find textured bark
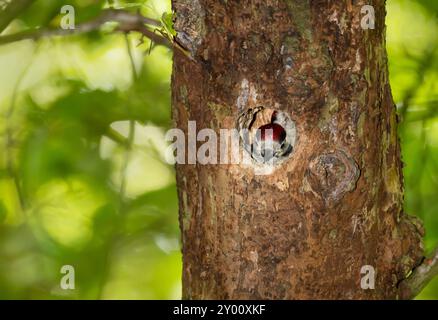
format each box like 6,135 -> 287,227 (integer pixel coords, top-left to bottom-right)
171,0 -> 424,299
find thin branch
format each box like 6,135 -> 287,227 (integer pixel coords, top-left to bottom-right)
0,0 -> 36,33
399,45 -> 437,127
125,34 -> 138,80
398,246 -> 438,299
97,37 -> 138,300
0,8 -> 172,49
118,23 -> 173,51
104,127 -> 130,147
3,43 -> 39,211
118,34 -> 137,208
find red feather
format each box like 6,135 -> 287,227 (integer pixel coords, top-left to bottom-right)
258,123 -> 286,143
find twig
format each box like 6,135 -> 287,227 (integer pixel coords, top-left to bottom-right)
398,246 -> 438,299
0,0 -> 36,33
0,8 -> 171,49
3,43 -> 39,210
104,127 -> 130,147
118,34 -> 137,207
97,34 -> 138,300
399,45 -> 437,126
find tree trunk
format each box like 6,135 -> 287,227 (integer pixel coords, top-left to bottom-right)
171,0 -> 424,299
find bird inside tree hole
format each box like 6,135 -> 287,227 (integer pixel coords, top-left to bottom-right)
237,106 -> 296,165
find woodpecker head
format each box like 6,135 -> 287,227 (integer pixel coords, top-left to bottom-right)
237,107 -> 295,164
253,113 -> 292,162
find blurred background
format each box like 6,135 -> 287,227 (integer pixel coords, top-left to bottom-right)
0,0 -> 437,299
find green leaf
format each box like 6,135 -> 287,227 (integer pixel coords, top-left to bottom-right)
161,12 -> 176,37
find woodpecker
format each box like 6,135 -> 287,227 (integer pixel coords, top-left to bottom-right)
258,122 -> 286,144
237,107 -> 294,164
253,111 -> 292,162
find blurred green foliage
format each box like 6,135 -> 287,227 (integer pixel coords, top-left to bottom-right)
0,0 -> 437,299
388,0 -> 438,299
0,0 -> 180,299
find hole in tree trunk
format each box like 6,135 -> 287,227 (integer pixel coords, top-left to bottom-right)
237,106 -> 296,165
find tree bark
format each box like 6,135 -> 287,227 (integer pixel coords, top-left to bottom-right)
171,0 -> 425,299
